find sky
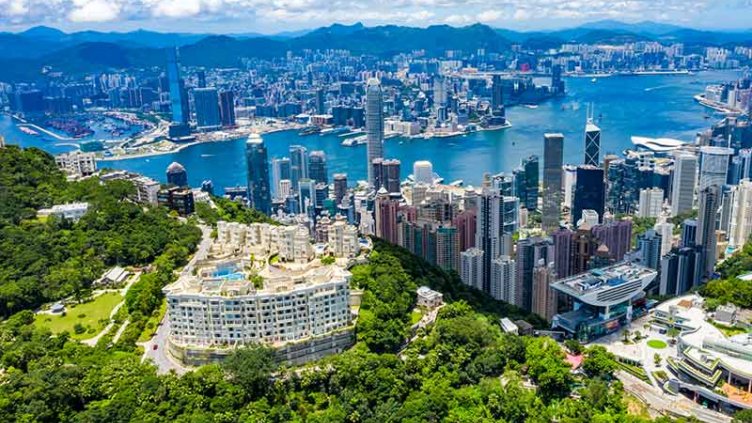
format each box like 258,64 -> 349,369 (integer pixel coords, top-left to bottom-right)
0,0 -> 750,34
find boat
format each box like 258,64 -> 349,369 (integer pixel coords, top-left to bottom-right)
341,135 -> 367,147
298,126 -> 321,136
320,127 -> 348,135
524,104 -> 539,109
591,78 -> 597,83
18,126 -> 39,136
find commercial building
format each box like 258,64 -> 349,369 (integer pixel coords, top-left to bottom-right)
572,165 -> 605,225
585,120 -> 601,167
246,134 -> 272,214
55,151 -> 97,177
365,78 -> 384,186
638,187 -> 664,218
193,87 -> 221,130
413,160 -> 434,185
671,152 -> 698,216
551,262 -> 657,342
699,146 -> 733,191
219,90 -> 236,127
166,161 -> 188,187
542,133 -> 564,232
308,150 -> 328,184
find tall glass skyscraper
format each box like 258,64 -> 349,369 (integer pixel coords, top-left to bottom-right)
365,78 -> 384,186
572,165 -> 605,225
193,88 -> 221,130
585,120 -> 601,167
246,134 -> 271,214
542,133 -> 564,232
166,47 -> 189,126
289,145 -> 308,190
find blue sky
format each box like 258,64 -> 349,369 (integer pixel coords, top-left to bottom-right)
0,0 -> 750,33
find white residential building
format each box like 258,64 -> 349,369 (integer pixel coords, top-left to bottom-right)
729,179 -> 752,248
416,286 -> 443,309
638,187 -> 664,218
328,218 -> 360,258
491,255 -> 516,303
460,248 -> 484,291
55,151 -> 97,177
165,220 -> 363,364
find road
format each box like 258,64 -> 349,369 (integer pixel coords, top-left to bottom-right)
617,370 -> 732,423
141,224 -> 211,374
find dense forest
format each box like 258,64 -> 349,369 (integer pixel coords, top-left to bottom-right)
0,146 -> 201,317
0,145 -> 702,422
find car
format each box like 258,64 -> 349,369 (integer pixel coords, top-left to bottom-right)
152,344 -> 158,350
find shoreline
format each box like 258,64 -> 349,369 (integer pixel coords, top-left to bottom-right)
98,126 -> 298,162
693,94 -> 747,115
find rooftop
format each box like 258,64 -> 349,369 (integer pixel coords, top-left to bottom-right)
551,262 -> 657,306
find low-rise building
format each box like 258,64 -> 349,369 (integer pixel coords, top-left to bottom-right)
416,286 -> 443,309
551,261 -> 657,342
37,202 -> 89,222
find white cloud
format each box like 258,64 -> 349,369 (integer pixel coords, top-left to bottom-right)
0,0 -> 745,31
68,0 -> 121,22
477,10 -> 502,23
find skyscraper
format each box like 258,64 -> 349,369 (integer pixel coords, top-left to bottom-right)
245,134 -> 271,214
696,185 -> 720,279
333,173 -> 348,205
372,158 -> 401,194
584,119 -> 601,167
413,160 -> 434,185
542,133 -> 564,232
475,189 -> 518,292
515,237 -> 553,312
491,74 -> 504,111
365,78 -> 384,186
289,145 -> 308,190
671,152 -> 698,216
193,88 -> 221,130
166,162 -> 187,187
166,47 -> 190,137
308,151 -> 328,184
636,229 -> 662,271
375,189 -> 399,244
532,260 -> 557,322
572,165 -> 606,226
519,155 -> 539,211
699,146 -> 733,191
461,248 -> 484,291
219,90 -> 236,127
638,187 -> 664,218
491,255 -> 516,303
729,179 -> 752,248
271,157 -> 291,199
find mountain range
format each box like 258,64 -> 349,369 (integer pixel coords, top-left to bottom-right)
1,20 -> 750,82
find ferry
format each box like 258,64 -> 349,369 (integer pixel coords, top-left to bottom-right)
298,126 -> 321,136
18,126 -> 39,136
524,104 -> 539,109
341,135 -> 367,147
320,127 -> 349,136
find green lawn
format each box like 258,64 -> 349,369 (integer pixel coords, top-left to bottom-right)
710,320 -> 748,337
410,310 -> 423,325
34,292 -> 123,340
647,339 -> 667,349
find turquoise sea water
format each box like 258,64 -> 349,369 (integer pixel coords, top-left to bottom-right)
1,70 -> 742,189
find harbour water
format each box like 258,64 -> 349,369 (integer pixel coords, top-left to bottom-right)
1,70 -> 742,189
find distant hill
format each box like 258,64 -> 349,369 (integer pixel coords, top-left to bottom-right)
1,21 -> 751,81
